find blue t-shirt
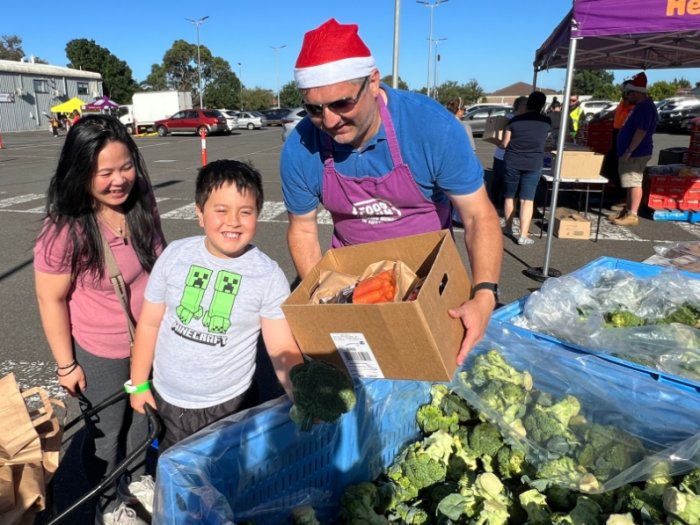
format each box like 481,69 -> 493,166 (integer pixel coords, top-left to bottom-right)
280,84 -> 484,215
617,97 -> 657,157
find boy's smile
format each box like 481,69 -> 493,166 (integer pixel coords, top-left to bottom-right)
196,182 -> 258,258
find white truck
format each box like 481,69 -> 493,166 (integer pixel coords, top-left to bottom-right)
118,91 -> 192,134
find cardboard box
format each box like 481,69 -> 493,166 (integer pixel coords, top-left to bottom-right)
554,208 -> 591,239
482,115 -> 509,145
282,231 -> 471,382
552,149 -> 605,179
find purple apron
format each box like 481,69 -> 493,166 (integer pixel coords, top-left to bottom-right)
321,95 -> 451,248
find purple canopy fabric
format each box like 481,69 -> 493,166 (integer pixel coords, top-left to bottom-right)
535,0 -> 700,72
83,96 -> 119,110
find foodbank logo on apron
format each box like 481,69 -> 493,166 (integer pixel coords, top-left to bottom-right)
351,198 -> 402,225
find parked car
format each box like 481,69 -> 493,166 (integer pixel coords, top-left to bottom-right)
231,111 -> 267,130
462,105 -> 511,136
657,103 -> 700,132
464,102 -> 510,113
578,100 -> 617,121
260,108 -> 290,126
217,109 -> 239,133
655,96 -> 700,112
154,109 -> 228,136
281,107 -> 307,141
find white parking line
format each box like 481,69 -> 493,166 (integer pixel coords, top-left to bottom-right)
0,194 -> 44,208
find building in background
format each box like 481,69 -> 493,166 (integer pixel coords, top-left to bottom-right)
0,58 -> 102,132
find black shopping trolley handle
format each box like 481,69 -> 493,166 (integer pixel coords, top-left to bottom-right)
47,403 -> 161,525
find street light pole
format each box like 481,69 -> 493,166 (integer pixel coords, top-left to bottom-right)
416,0 -> 448,98
433,38 -> 446,99
237,62 -> 243,111
185,15 -> 209,109
270,44 -> 286,109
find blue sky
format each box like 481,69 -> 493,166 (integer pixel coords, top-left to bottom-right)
5,0 -> 698,99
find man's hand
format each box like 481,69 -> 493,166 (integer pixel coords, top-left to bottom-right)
448,292 -> 496,366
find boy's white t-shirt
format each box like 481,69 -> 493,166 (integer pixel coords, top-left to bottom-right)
145,236 -> 290,409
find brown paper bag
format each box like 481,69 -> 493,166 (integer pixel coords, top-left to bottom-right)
0,374 -> 64,525
358,260 -> 418,301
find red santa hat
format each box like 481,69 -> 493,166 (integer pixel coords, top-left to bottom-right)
294,19 -> 376,89
625,72 -> 647,93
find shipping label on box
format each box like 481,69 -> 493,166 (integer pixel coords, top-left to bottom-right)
554,208 -> 591,239
282,231 -> 471,382
552,150 -> 605,179
482,115 -> 509,145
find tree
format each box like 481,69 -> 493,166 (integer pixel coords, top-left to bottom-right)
433,79 -> 485,106
146,40 -> 240,109
0,35 -> 24,61
381,75 -> 410,90
571,70 -> 618,99
280,81 -> 303,108
65,39 -> 137,104
242,87 -> 275,110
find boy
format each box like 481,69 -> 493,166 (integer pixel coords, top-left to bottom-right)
129,159 -> 304,452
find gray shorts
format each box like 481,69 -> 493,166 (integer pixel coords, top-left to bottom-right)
618,155 -> 651,188
153,384 -> 258,453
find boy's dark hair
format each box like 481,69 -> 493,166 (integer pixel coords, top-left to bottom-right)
195,160 -> 264,212
527,91 -> 547,112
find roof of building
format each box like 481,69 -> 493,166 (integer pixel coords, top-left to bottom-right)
488,81 -> 558,96
0,59 -> 101,80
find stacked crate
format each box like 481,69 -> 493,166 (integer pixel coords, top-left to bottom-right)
646,163 -> 700,222
688,118 -> 700,167
582,117 -> 614,155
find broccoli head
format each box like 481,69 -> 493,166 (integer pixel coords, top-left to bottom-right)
663,303 -> 700,328
386,433 -> 453,502
518,488 -> 552,525
389,502 -> 430,524
416,403 -> 460,435
522,395 -> 580,445
289,359 -> 356,431
495,445 -> 531,480
467,349 -> 534,390
605,514 -> 636,525
536,457 -> 592,491
663,485 -> 700,525
604,310 -> 646,328
550,495 -> 601,524
469,422 -> 504,460
339,482 -> 389,525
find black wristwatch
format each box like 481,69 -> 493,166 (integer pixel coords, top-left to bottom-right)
472,282 -> 500,302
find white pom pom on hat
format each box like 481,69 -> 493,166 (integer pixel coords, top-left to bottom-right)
625,72 -> 648,93
294,19 -> 376,89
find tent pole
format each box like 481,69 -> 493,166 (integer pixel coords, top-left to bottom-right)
525,36 -> 578,282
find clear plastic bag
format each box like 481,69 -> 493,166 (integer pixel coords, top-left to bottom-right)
517,267 -> 700,382
452,324 -> 700,493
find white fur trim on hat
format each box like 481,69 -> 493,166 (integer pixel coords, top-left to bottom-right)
295,56 -> 375,89
625,84 -> 647,93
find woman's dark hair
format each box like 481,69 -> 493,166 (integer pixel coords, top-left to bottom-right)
38,114 -> 161,281
195,159 -> 264,213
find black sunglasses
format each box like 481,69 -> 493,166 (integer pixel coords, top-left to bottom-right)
303,77 -> 369,117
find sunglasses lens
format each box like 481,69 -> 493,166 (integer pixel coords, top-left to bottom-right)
328,99 -> 356,113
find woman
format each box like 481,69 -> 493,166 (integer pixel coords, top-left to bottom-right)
445,97 -> 476,151
500,92 -> 551,245
34,114 -> 165,523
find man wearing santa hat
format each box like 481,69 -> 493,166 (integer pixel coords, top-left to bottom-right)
611,72 -> 657,227
280,19 -> 502,363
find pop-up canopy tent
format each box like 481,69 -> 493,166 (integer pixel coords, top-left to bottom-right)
50,97 -> 85,115
529,0 -> 700,280
83,96 -> 119,111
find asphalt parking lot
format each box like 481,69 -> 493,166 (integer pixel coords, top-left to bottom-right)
1,125 -> 699,519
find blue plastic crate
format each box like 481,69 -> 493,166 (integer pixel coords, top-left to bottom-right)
652,209 -> 700,223
155,379 -> 431,524
492,256 -> 700,394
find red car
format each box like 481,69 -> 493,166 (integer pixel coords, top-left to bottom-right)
155,109 -> 229,136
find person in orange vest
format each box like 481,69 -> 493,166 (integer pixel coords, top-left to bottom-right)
602,80 -> 634,210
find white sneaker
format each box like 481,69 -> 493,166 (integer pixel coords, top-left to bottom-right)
96,502 -> 148,525
118,475 -> 155,515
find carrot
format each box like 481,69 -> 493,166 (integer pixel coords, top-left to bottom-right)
354,288 -> 392,304
353,270 -> 396,304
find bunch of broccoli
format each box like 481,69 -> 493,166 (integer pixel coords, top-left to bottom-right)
603,302 -> 700,329
332,348 -> 700,525
288,359 -> 357,431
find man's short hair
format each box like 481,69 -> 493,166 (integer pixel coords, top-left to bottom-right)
527,91 -> 547,112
